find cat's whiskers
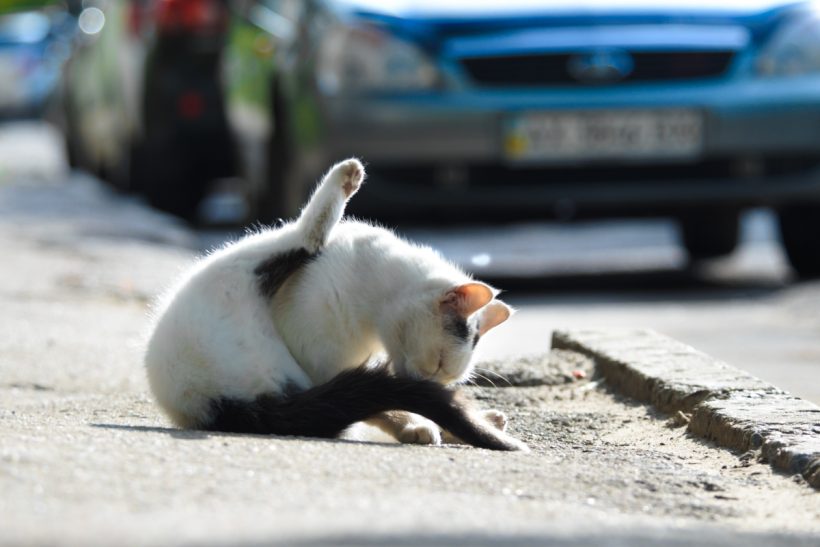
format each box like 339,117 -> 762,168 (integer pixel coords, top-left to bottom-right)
468,370 -> 499,389
473,367 -> 512,387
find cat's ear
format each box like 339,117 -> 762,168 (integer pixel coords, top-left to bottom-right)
440,282 -> 495,318
478,300 -> 513,336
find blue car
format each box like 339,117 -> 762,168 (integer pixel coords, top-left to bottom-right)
0,4 -> 74,118
224,0 -> 820,277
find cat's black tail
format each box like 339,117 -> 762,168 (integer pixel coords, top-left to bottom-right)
203,365 -> 525,451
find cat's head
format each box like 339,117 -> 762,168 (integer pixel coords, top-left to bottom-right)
388,282 -> 512,385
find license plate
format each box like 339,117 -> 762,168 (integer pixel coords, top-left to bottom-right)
504,109 -> 703,163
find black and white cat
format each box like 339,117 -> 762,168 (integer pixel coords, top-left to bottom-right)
145,159 -> 526,451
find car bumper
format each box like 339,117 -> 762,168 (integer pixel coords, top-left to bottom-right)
317,77 -> 820,219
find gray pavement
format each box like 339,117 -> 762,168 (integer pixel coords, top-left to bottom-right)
1,121 -> 819,545
553,329 -> 820,487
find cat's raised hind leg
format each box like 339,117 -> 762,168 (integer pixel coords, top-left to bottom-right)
296,158 -> 364,253
254,159 -> 363,299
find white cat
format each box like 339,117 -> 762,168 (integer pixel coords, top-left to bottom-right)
145,158 -> 526,451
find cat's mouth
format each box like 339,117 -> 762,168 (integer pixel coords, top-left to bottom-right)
427,358 -> 458,384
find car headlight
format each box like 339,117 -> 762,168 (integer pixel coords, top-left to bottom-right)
317,23 -> 439,94
757,9 -> 820,77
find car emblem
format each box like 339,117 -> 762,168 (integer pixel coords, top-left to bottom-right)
567,49 -> 634,84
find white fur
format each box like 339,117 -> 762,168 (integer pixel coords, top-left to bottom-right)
144,159 -> 512,435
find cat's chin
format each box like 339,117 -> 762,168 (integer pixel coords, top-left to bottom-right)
392,361 -> 449,383
423,368 -> 447,384
436,370 -> 472,386
419,367 -> 469,386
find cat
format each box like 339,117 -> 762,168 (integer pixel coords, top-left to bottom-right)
145,158 -> 527,451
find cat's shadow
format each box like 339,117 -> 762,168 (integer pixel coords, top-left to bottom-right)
88,422 -> 425,450
90,423 -> 211,440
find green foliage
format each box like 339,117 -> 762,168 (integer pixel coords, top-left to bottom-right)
1,0 -> 62,15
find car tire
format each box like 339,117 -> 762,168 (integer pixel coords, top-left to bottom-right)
778,205 -> 820,279
142,143 -> 206,222
63,123 -> 80,170
108,140 -> 141,193
127,142 -> 147,194
61,102 -> 81,169
679,209 -> 741,261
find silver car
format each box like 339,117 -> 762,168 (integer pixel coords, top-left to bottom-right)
224,0 -> 820,278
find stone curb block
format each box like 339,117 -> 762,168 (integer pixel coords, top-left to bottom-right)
551,328 -> 820,489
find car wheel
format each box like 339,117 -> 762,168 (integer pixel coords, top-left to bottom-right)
678,209 -> 740,261
108,140 -> 140,193
63,125 -> 80,169
62,105 -> 81,169
126,142 -> 147,194
142,143 -> 206,222
778,205 -> 820,279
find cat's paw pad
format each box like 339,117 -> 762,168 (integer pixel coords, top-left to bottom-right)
333,158 -> 365,198
398,423 -> 442,445
481,409 -> 508,431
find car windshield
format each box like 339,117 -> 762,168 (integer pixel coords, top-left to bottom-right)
0,11 -> 50,45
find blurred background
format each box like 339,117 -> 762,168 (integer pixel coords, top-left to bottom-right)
2,0 -> 820,402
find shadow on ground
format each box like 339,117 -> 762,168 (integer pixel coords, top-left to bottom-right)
237,530 -> 810,547
483,266 -> 787,301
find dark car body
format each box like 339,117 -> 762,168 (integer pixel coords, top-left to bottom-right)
224,0 -> 820,276
61,0 -> 235,219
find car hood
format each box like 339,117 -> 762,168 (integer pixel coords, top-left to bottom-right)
340,0 -> 806,18
338,0 -> 809,49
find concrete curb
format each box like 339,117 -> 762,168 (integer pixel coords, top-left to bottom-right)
551,329 -> 820,489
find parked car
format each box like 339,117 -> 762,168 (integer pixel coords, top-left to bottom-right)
0,1 -> 75,118
61,0 -> 236,220
223,0 -> 820,278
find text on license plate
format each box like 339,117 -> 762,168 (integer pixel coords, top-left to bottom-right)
504,109 -> 704,163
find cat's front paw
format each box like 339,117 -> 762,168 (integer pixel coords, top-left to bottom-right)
398,422 -> 442,446
481,409 -> 508,432
330,158 -> 365,198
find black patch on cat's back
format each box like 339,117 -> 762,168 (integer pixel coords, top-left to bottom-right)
254,248 -> 318,298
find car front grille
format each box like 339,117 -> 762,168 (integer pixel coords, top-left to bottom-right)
460,51 -> 735,87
